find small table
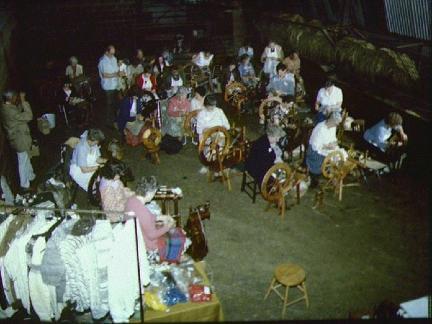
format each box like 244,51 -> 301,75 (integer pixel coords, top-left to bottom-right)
136,261 -> 224,323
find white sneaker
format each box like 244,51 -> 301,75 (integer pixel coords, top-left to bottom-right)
199,166 -> 208,174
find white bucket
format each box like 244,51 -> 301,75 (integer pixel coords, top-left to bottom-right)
43,113 -> 56,128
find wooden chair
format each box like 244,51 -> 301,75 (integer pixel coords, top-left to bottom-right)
264,263 -> 309,318
240,170 -> 260,203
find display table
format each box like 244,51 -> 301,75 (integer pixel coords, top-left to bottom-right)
131,261 -> 224,323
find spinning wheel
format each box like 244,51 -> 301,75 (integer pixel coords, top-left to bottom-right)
183,110 -> 200,144
259,96 -> 283,126
142,125 -> 162,164
318,148 -> 366,203
224,81 -> 248,113
198,126 -> 231,168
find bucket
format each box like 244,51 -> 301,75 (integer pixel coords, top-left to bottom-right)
42,113 -> 56,128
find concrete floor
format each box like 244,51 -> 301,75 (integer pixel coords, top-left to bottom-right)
30,92 -> 429,321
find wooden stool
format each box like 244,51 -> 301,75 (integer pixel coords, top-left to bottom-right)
264,263 -> 309,317
240,170 -> 260,203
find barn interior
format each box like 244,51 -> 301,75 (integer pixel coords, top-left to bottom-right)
0,0 -> 430,322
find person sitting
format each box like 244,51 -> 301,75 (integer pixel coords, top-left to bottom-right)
99,160 -> 135,222
57,79 -> 87,127
238,42 -> 254,61
261,40 -> 284,77
266,63 -> 295,97
164,86 -> 191,143
245,125 -> 285,185
238,54 -> 258,88
163,65 -> 185,97
196,94 -> 230,174
117,58 -> 129,96
306,112 -> 343,187
1,90 -> 35,192
190,86 -> 206,112
69,128 -> 107,191
116,85 -> 144,135
314,79 -> 343,125
124,176 -> 176,253
363,112 -> 408,157
162,47 -> 174,66
192,50 -> 214,72
223,61 -> 241,89
152,55 -> 169,79
283,50 -> 301,76
127,58 -> 144,87
65,56 -> 84,80
136,66 -> 157,93
136,49 -> 149,68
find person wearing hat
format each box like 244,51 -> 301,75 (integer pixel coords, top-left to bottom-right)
0,90 -> 35,192
165,86 -> 191,143
306,112 -> 343,187
65,56 -> 84,80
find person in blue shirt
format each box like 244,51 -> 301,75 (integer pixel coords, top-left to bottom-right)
266,63 -> 295,97
238,54 -> 258,88
363,112 -> 408,153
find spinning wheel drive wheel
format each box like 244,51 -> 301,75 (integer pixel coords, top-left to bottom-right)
261,163 -> 293,202
259,97 -> 283,124
142,127 -> 162,164
198,126 -> 231,167
321,151 -> 344,179
183,110 -> 200,139
224,82 -> 247,112
88,169 -> 103,207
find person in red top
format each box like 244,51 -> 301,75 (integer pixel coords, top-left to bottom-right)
124,176 -> 175,252
164,86 -> 191,142
135,66 -> 157,93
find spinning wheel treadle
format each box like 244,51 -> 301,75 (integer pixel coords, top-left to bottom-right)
198,126 -> 231,168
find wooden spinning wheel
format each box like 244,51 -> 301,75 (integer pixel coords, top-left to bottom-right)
224,81 -> 248,113
261,163 -> 300,220
183,110 -> 200,144
319,149 -> 366,203
258,96 -> 283,126
142,125 -> 162,164
198,126 -> 231,168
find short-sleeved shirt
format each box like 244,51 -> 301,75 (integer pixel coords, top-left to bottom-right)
363,119 -> 402,152
266,73 -> 295,96
71,138 -> 101,167
196,108 -> 230,138
316,86 -> 343,110
98,54 -> 119,90
309,121 -> 337,156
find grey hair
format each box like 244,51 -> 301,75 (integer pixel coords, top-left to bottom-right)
2,90 -> 16,103
70,56 -> 78,64
327,112 -> 342,125
266,125 -> 285,139
87,128 -> 105,142
135,176 -> 158,197
177,86 -> 189,96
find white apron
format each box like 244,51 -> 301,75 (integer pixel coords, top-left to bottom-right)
69,147 -> 99,191
263,47 -> 280,76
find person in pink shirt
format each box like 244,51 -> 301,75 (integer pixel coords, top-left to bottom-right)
164,86 -> 191,142
124,176 -> 175,252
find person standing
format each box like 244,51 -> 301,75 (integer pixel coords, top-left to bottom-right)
0,90 -> 35,192
98,45 -> 122,128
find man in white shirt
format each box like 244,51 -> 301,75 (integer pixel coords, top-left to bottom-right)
98,45 -> 124,128
306,112 -> 342,187
314,79 -> 343,124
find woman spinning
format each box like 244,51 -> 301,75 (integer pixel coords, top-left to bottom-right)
69,129 -> 106,191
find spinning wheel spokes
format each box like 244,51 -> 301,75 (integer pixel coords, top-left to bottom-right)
261,163 -> 293,201
224,82 -> 247,106
258,97 -> 283,122
198,126 -> 231,167
321,150 -> 344,179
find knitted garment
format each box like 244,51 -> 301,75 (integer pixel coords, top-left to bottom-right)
40,218 -> 78,302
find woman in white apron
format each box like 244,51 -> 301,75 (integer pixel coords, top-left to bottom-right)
261,41 -> 284,77
69,129 -> 106,191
